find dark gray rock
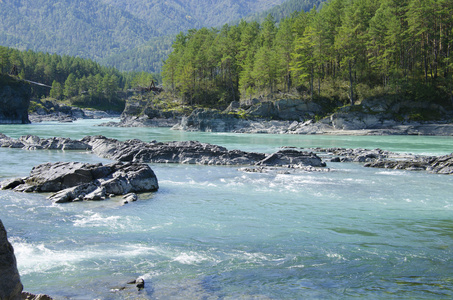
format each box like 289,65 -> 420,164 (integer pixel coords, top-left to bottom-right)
82,135 -> 270,166
0,134 -> 327,168
127,278 -> 145,291
364,153 -> 453,174
1,161 -> 159,203
16,136 -> 92,151
21,292 -> 53,300
0,75 -> 31,124
175,108 -> 248,132
0,219 -> 23,300
257,149 -> 326,167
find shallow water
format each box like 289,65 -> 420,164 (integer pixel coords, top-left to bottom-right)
1,120 -> 452,299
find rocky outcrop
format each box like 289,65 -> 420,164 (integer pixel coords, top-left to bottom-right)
82,135 -> 326,167
324,98 -> 453,135
173,98 -> 326,132
174,108 -> 251,132
103,98 -> 182,127
1,161 -> 159,203
245,98 -> 324,120
0,75 -> 31,124
364,153 -> 453,174
28,99 -> 119,123
21,292 -> 53,300
0,134 -> 326,168
0,219 -> 23,300
314,147 -> 453,174
0,134 -> 92,150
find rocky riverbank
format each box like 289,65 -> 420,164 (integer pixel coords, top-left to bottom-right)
103,95 -> 453,136
28,99 -> 120,123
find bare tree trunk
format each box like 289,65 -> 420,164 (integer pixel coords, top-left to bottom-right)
349,59 -> 354,105
310,65 -> 314,101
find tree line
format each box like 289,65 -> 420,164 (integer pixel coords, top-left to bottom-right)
162,0 -> 453,108
0,46 -> 159,111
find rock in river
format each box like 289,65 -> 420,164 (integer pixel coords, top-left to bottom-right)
1,161 -> 159,203
0,219 -> 23,300
0,134 -> 326,168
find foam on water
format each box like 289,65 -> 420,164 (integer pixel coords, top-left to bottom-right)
72,212 -> 135,229
1,121 -> 452,299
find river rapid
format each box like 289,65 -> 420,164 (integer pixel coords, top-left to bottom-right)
1,119 -> 452,299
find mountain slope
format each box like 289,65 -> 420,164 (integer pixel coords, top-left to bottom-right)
243,0 -> 326,23
0,0 -> 155,59
0,0 -> 324,72
0,0 -> 288,60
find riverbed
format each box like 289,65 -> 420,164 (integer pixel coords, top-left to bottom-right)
1,119 -> 452,299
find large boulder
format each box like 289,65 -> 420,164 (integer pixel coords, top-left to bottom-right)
1,161 -> 159,203
0,75 -> 31,124
256,149 -> 326,167
0,219 -> 23,300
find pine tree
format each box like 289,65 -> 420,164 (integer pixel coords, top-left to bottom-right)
50,80 -> 63,99
63,73 -> 78,99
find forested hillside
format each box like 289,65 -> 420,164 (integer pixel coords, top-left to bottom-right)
243,0 -> 325,23
1,0 -> 317,73
162,0 -> 453,110
0,46 -> 158,111
100,0 -> 324,72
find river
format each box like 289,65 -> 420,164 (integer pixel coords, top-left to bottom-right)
1,119 -> 452,299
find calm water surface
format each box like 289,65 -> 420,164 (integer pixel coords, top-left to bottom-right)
0,119 -> 452,299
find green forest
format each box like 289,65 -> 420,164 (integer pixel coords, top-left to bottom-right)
162,0 -> 453,110
0,46 -> 159,111
1,0 -> 314,73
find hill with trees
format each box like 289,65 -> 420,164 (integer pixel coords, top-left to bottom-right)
242,0 -> 326,24
0,45 -> 159,112
1,0 -> 321,73
161,0 -> 453,117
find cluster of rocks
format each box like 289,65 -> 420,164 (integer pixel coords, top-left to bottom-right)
83,136 -> 326,167
171,98 -> 327,133
101,98 -> 182,127
29,99 -> 118,123
0,134 -> 92,150
364,154 -> 453,174
313,147 -> 453,174
1,161 -> 159,203
0,133 -> 326,168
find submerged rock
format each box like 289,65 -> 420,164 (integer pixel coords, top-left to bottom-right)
127,278 -> 145,291
1,161 -> 159,203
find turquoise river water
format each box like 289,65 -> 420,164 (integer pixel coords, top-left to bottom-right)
0,119 -> 452,299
